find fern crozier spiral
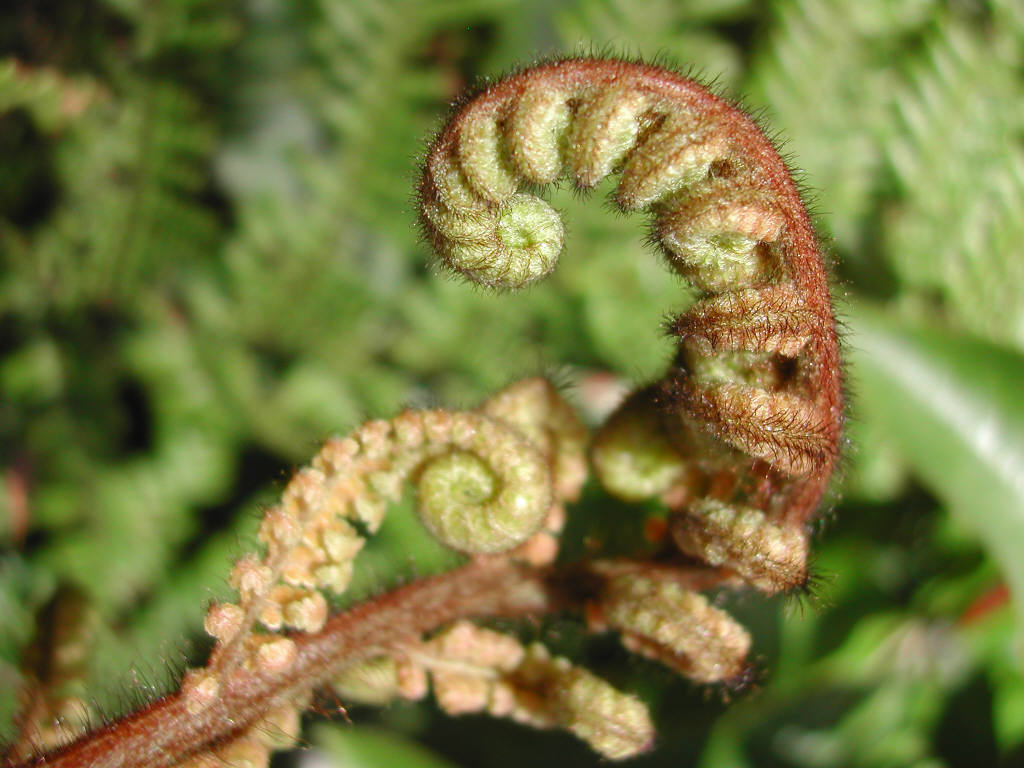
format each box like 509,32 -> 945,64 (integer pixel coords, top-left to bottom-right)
420,57 -> 843,594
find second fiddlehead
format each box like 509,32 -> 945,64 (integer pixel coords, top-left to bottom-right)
420,57 -> 843,594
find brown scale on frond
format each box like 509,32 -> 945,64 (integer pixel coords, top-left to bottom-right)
419,56 -> 842,598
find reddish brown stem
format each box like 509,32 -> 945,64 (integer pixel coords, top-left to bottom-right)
12,556 -> 723,768
11,560 -> 564,768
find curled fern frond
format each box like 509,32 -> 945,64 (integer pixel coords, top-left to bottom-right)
8,57 -> 843,768
420,57 -> 843,595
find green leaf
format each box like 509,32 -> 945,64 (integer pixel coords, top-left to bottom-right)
310,723 -> 457,768
849,307 -> 1024,649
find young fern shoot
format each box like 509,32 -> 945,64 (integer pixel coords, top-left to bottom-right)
8,57 -> 842,768
420,56 -> 843,594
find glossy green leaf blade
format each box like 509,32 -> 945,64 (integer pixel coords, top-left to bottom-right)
849,309 -> 1024,645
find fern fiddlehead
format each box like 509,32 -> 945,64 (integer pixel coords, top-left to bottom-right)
420,57 -> 843,595
8,57 -> 843,768
187,378 -> 588,714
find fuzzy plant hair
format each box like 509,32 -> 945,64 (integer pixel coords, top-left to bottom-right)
5,56 -> 842,768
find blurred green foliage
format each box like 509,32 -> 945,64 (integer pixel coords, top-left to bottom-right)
2,0 -> 1023,766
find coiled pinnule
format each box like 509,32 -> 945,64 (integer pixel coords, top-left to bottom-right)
592,574 -> 752,684
411,412 -> 551,554
198,380 -> 584,694
422,60 -> 790,292
420,57 -> 843,595
670,500 -> 809,594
